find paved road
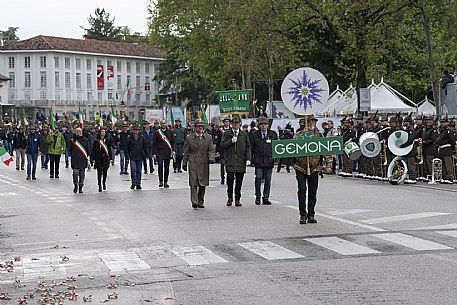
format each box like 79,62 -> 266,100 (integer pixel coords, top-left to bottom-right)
1,161 -> 457,304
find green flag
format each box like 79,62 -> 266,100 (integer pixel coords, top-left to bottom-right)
50,108 -> 56,129
200,105 -> 208,127
170,107 -> 174,125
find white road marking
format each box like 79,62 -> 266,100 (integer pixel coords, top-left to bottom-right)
361,212 -> 451,224
414,223 -> 457,230
22,256 -> 67,281
304,237 -> 381,256
326,209 -> 374,216
169,246 -> 228,266
98,250 -> 151,272
436,230 -> 457,238
372,233 -> 453,251
238,241 -> 304,260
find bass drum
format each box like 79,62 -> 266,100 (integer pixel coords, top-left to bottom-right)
344,140 -> 361,161
359,132 -> 381,158
387,156 -> 408,185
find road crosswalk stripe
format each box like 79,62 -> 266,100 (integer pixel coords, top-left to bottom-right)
414,223 -> 457,230
304,237 -> 381,255
238,241 -> 304,260
326,209 -> 374,216
169,246 -> 228,266
436,230 -> 457,238
98,250 -> 151,272
22,256 -> 67,281
361,212 -> 451,224
372,233 -> 453,250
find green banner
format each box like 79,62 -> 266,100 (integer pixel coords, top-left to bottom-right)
218,89 -> 251,113
272,136 -> 344,158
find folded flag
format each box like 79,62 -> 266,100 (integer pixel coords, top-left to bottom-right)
0,146 -> 13,166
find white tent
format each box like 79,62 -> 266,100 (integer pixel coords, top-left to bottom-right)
417,97 -> 436,115
320,85 -> 344,116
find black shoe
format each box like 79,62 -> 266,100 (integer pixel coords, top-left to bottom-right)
192,205 -> 198,209
286,168 -> 290,173
78,187 -> 83,194
164,183 -> 169,188
150,169 -> 154,174
16,167 -> 19,171
50,174 -> 54,178
197,204 -> 205,208
130,184 -> 135,189
235,200 -> 242,207
159,182 -> 164,188
226,198 -> 233,206
307,216 -> 317,223
32,177 -> 36,180
21,167 -> 24,170
136,185 -> 142,190
26,176 -> 31,180
174,170 -> 176,173
255,197 -> 261,205
55,175 -> 59,179
73,185 -> 78,193
178,170 -> 182,173
144,171 -> 148,174
103,183 -> 106,190
99,186 -> 102,192
262,198 -> 272,205
299,216 -> 307,224
65,164 -> 69,168
124,172 -> 129,175
221,178 -> 225,185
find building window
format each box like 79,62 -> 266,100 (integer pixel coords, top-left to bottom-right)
65,58 -> 70,69
145,76 -> 150,89
146,93 -> 151,102
8,91 -> 16,101
40,91 -> 47,100
107,60 -> 112,67
24,91 -> 31,101
65,72 -> 71,88
117,75 -> 122,90
8,72 -> 15,88
145,63 -> 150,74
97,59 -> 102,65
40,71 -> 47,88
126,62 -> 131,73
40,56 -> 46,68
126,75 -> 131,88
24,56 -> 31,68
98,92 -> 103,102
76,58 -> 81,70
135,93 -> 141,104
86,59 -> 92,70
127,92 -> 131,102
77,91 -> 82,101
108,92 -> 114,101
87,73 -> 92,90
55,72 -> 60,88
76,73 -> 82,89
136,62 -> 141,74
117,61 -> 122,72
136,75 -> 141,87
8,57 -> 15,69
24,72 -> 31,88
55,91 -> 61,101
87,91 -> 93,102
54,57 -> 60,68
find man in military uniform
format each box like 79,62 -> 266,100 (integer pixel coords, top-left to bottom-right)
294,115 -> 332,224
173,118 -> 187,173
354,114 -> 366,178
421,116 -> 438,182
400,115 -> 418,184
413,116 -> 425,181
182,119 -> 215,209
341,117 -> 356,177
437,117 -> 455,184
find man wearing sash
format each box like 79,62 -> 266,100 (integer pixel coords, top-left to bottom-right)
91,128 -> 113,192
182,119 -> 215,209
70,128 -> 90,193
153,120 -> 175,188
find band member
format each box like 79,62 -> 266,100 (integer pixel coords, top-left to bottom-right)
153,120 -> 175,188
126,125 -> 148,190
400,115 -> 418,184
25,125 -> 41,180
47,127 -> 66,179
354,114 -> 366,178
221,115 -> 251,207
413,116 -> 425,180
294,115 -> 332,224
341,117 -> 356,177
437,117 -> 455,184
216,116 -> 231,184
70,128 -> 90,193
142,121 -> 155,174
386,116 -> 401,168
422,116 -> 438,182
173,118 -> 187,173
182,119 -> 215,209
251,117 -> 278,205
91,128 -> 113,192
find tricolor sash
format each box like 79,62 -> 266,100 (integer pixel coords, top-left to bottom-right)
99,139 -> 109,156
158,129 -> 172,151
72,138 -> 88,160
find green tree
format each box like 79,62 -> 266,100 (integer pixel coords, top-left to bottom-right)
82,8 -> 121,41
0,27 -> 19,43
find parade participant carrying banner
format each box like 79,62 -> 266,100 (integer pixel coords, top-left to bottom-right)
279,67 -> 338,225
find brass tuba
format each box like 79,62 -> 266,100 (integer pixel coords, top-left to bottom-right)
387,156 -> 408,185
429,158 -> 442,184
415,139 -> 424,165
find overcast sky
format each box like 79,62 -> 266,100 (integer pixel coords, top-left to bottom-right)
1,0 -> 153,40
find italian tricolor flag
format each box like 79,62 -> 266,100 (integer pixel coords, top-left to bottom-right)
0,147 -> 13,166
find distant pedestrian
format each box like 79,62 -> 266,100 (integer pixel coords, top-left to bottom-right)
142,121 -> 155,174
13,126 -> 26,171
46,128 -> 66,179
25,125 -> 41,180
216,116 -> 231,184
126,125 -> 148,190
40,127 -> 49,169
183,119 -> 215,209
91,128 -> 113,192
70,128 -> 90,193
251,117 -> 278,205
63,127 -> 74,168
118,123 -> 130,175
221,115 -> 251,207
153,120 -> 175,188
173,118 -> 187,173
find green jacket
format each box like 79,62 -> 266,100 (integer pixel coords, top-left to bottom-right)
46,132 -> 66,155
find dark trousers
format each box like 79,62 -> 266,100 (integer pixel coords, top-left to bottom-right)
277,158 -> 291,171
220,158 -> 225,179
174,144 -> 184,171
442,155 -> 454,180
119,149 -> 129,173
255,167 -> 273,199
26,153 -> 38,177
372,154 -> 383,177
342,154 -> 352,173
49,154 -> 61,176
406,155 -> 417,180
226,172 -> 244,200
72,168 -> 85,187
190,186 -> 206,205
130,160 -> 142,186
97,166 -> 108,187
41,153 -> 49,169
143,153 -> 154,173
158,158 -> 171,183
424,154 -> 434,178
296,170 -> 319,217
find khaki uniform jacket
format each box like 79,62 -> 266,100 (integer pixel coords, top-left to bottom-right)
293,130 -> 333,174
183,132 -> 215,187
221,129 -> 251,173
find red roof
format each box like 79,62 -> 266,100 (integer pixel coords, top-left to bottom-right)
2,35 -> 166,59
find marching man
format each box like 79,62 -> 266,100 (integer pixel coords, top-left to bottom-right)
70,128 -> 90,193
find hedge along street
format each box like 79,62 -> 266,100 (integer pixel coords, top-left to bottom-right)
272,136 -> 343,158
